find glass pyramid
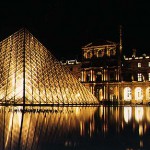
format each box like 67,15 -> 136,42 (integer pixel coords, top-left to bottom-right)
0,28 -> 98,105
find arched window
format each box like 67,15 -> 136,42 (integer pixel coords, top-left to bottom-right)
87,51 -> 91,59
135,87 -> 143,101
97,50 -> 104,57
110,49 -> 114,56
146,87 -> 150,100
97,51 -> 102,57
96,88 -> 103,101
124,87 -> 132,101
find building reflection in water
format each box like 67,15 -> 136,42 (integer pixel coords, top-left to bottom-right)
98,106 -> 150,149
1,106 -> 150,150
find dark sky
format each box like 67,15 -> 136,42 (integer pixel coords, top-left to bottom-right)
0,0 -> 150,60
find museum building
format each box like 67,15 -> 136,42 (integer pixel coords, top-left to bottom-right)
63,37 -> 150,104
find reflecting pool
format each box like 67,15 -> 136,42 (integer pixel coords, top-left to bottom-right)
0,106 -> 150,150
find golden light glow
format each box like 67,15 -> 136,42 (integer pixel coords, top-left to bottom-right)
5,106 -> 24,148
139,125 -> 143,136
124,87 -> 132,101
80,121 -> 84,136
124,107 -> 132,123
146,107 -> 150,122
135,87 -> 143,101
0,29 -> 98,105
135,107 -> 143,122
0,106 -> 97,149
140,140 -> 143,148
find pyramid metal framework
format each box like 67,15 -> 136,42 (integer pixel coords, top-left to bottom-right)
0,29 -> 98,105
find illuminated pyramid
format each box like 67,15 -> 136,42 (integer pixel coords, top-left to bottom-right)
0,28 -> 98,105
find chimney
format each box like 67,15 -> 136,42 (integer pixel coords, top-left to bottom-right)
132,49 -> 136,57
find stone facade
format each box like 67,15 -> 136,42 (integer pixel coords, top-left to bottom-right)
63,40 -> 150,104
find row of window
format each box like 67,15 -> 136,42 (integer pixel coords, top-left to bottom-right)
124,87 -> 150,101
138,62 -> 150,67
138,73 -> 150,81
84,49 -> 115,59
83,73 -> 150,82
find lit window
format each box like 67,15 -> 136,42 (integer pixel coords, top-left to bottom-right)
146,87 -> 150,100
148,62 -> 150,67
97,50 -> 104,57
138,63 -> 141,67
110,49 -> 114,55
127,88 -> 131,98
97,51 -> 102,57
124,87 -> 132,101
148,73 -> 150,81
135,87 -> 143,101
138,73 -> 142,81
87,52 -> 91,59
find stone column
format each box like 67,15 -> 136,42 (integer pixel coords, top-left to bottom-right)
131,86 -> 135,104
142,85 -> 146,104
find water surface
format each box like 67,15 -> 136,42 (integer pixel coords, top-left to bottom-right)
0,105 -> 150,150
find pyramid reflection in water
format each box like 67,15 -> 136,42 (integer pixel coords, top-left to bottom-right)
0,29 -> 98,105
0,106 -> 97,150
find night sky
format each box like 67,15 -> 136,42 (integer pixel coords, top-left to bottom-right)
0,0 -> 150,60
